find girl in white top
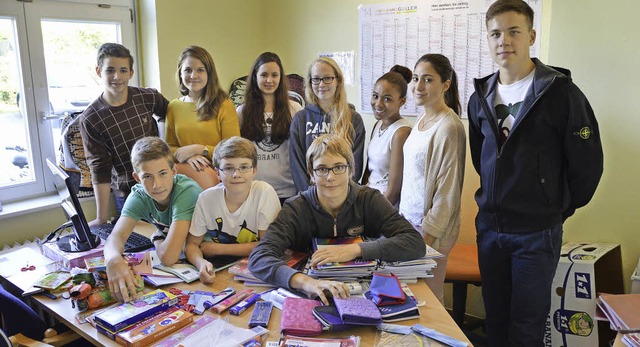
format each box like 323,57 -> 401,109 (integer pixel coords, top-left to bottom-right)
363,65 -> 412,206
399,54 -> 466,304
237,52 -> 302,204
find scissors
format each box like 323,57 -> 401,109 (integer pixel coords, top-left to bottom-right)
21,263 -> 36,272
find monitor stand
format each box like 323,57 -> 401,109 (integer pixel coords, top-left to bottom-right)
56,234 -> 101,253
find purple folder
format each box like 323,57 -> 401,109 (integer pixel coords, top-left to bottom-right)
333,297 -> 382,326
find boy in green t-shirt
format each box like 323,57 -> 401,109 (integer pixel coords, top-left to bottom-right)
104,137 -> 202,302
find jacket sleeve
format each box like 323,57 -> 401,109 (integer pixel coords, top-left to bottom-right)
562,84 -> 603,217
351,111 -> 366,183
248,202 -> 308,290
468,94 -> 484,175
289,110 -> 311,192
422,121 -> 466,240
360,190 -> 426,261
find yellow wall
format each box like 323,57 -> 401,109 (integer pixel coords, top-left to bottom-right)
2,0 -> 639,316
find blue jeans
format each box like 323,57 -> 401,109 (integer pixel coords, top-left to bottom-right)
477,222 -> 562,347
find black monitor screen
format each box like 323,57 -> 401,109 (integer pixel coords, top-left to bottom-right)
46,158 -> 100,252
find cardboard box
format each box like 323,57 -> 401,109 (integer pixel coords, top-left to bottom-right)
545,243 -> 623,347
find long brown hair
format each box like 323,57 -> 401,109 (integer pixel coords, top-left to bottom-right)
176,46 -> 228,121
305,57 -> 355,146
414,54 -> 461,115
240,52 -> 292,145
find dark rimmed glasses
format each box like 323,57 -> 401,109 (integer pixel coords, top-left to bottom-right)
312,164 -> 349,177
310,76 -> 336,85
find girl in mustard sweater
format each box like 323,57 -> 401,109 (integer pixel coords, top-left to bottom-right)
165,46 -> 240,188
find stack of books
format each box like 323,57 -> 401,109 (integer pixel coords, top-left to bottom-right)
94,289 -> 185,345
306,237 -> 377,282
229,250 -> 308,287
306,237 -> 442,282
376,245 -> 442,282
596,293 -> 640,346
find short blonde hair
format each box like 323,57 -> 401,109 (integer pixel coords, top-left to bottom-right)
213,136 -> 258,168
305,134 -> 354,176
131,137 -> 174,173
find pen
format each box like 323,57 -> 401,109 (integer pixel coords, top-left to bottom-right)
229,292 -> 261,315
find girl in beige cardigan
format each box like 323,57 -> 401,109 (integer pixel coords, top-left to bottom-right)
399,54 -> 466,304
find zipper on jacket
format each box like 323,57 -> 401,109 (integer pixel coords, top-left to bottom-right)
333,218 -> 337,238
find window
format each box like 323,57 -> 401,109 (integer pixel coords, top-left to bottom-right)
0,0 -> 136,203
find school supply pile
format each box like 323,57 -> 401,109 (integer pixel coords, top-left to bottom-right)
306,237 -> 378,281
362,273 -> 420,322
376,246 -> 441,282
94,289 -> 178,338
306,237 -> 442,282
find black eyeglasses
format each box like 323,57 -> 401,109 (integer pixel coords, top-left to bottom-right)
310,76 -> 336,85
218,165 -> 253,175
312,164 -> 349,177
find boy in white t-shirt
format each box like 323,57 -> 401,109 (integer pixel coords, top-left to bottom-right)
186,136 -> 280,283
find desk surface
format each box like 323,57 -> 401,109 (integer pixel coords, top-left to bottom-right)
0,225 -> 472,347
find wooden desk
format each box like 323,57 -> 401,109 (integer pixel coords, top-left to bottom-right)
0,226 -> 472,346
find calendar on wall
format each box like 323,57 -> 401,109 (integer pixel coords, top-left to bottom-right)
359,0 -> 542,117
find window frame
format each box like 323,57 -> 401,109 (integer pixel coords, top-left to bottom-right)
0,0 -> 138,203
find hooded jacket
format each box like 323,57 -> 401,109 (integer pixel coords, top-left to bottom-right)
468,58 -> 603,233
289,104 -> 365,192
248,181 -> 425,290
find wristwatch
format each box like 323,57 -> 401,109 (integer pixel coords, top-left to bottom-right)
202,147 -> 209,158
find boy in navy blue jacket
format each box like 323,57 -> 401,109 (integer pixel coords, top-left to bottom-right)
467,1 -> 603,345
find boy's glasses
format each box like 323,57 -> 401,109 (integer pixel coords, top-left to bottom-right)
310,76 -> 336,85
312,164 -> 349,177
218,165 -> 253,175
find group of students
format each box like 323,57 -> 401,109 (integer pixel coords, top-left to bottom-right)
74,1 -> 603,346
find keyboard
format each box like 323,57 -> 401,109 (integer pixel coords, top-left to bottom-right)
90,223 -> 154,253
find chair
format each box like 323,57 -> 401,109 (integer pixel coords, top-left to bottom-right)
0,284 -> 80,347
444,243 -> 483,330
4,328 -> 80,347
58,111 -> 93,197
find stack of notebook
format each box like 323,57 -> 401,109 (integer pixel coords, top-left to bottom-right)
306,237 -> 442,282
597,293 -> 640,332
376,245 -> 442,282
306,237 -> 379,282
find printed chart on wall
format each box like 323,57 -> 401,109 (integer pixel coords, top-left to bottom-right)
359,0 -> 542,117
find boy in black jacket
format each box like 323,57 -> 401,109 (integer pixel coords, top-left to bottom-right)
467,1 -> 603,345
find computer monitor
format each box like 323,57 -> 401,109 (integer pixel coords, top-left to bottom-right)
46,158 -> 100,252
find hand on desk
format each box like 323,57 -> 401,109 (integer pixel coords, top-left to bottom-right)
290,273 -> 350,305
310,243 -> 361,269
106,256 -> 143,302
196,259 -> 215,284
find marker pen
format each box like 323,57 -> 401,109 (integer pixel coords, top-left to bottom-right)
229,292 -> 261,315
211,288 -> 255,314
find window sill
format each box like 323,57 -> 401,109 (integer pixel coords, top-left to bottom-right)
0,194 -> 60,220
